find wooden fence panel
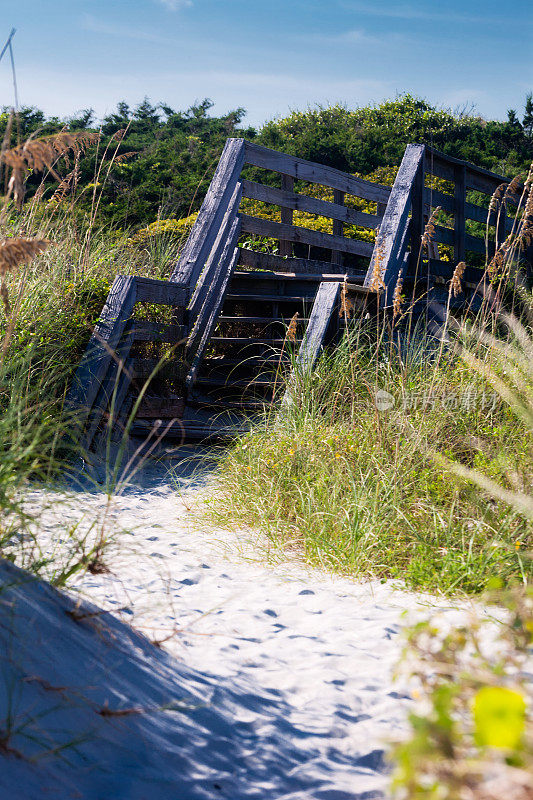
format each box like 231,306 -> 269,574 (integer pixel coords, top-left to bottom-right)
239,214 -> 374,258
244,141 -> 391,203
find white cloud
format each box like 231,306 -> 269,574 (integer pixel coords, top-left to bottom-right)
81,14 -> 174,43
339,1 -> 500,25
297,28 -> 407,48
157,0 -> 193,10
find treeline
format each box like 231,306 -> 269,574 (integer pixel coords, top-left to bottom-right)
1,94 -> 532,227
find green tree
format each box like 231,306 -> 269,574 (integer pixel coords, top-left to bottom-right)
523,92 -> 533,138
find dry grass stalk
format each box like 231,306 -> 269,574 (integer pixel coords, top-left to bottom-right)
369,230 -> 385,292
450,261 -> 466,297
487,236 -> 512,277
114,151 -> 138,164
1,130 -> 99,209
504,174 -> 523,202
0,237 -> 49,313
286,312 -> 299,343
392,270 -> 403,319
421,206 -> 441,249
339,277 -> 354,319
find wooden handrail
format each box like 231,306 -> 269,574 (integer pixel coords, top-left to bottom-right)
171,138 -> 246,286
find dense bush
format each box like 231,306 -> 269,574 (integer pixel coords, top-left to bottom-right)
2,94 -> 532,229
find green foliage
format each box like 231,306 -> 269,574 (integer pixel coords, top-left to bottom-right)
392,588 -> 533,798
2,93 -> 532,233
258,94 -> 533,176
209,322 -> 532,595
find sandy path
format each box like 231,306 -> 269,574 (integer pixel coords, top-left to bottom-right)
20,449 -> 467,799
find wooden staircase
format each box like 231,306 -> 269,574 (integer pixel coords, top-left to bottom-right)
67,139 -> 530,449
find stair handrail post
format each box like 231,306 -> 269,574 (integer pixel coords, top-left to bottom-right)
363,144 -> 426,307
170,138 -> 246,289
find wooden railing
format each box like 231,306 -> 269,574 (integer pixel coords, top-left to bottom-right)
67,275 -> 188,450
364,144 -> 526,309
69,139 -> 530,446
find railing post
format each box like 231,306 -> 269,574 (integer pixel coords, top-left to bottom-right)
279,174 -> 294,257
331,189 -> 345,268
454,163 -> 466,265
363,144 -> 425,306
171,138 -> 245,288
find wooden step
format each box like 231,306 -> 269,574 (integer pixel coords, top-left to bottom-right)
217,315 -> 310,324
209,336 -> 300,345
195,376 -> 277,388
131,418 -> 251,442
189,393 -> 272,411
225,293 -> 314,303
232,269 -> 365,282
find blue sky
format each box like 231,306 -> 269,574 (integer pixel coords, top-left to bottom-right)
1,0 -> 532,127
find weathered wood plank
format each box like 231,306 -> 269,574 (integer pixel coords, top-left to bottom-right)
82,324 -> 136,451
454,163 -> 466,264
185,216 -> 242,392
135,277 -> 188,306
331,189 -> 345,267
281,281 -> 342,409
187,182 -> 242,322
130,321 -> 187,343
425,148 -> 508,192
67,275 -> 137,432
241,179 -> 382,229
237,247 -> 359,276
279,174 -> 294,257
239,214 -> 374,258
423,188 -> 500,226
171,138 -> 246,286
295,281 -> 342,370
363,144 -> 425,305
244,141 -> 391,203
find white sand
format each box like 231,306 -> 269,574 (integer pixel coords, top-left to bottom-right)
1,449 -> 471,799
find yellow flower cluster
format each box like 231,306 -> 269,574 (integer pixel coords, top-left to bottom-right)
126,213 -> 199,248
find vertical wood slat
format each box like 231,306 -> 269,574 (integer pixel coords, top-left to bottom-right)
81,322 -> 136,451
187,182 -> 242,323
331,189 -> 345,267
363,144 -> 425,306
454,163 -> 466,265
281,281 -> 342,410
279,174 -> 294,257
410,150 -> 425,275
66,275 -> 138,434
185,216 -> 242,393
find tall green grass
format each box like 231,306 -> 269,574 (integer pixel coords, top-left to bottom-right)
209,311 -> 532,595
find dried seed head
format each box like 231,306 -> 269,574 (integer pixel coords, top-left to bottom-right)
286,312 -> 299,343
339,277 -> 354,319
369,236 -> 385,292
114,151 -> 138,163
421,206 -> 441,249
392,270 -> 403,319
0,237 -> 49,314
1,130 -> 100,209
525,162 -> 533,190
487,235 -> 512,277
504,174 -> 522,201
488,183 -> 506,215
450,261 -> 466,297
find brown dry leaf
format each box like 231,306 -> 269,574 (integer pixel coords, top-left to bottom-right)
0,237 -> 49,314
1,130 -> 100,209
